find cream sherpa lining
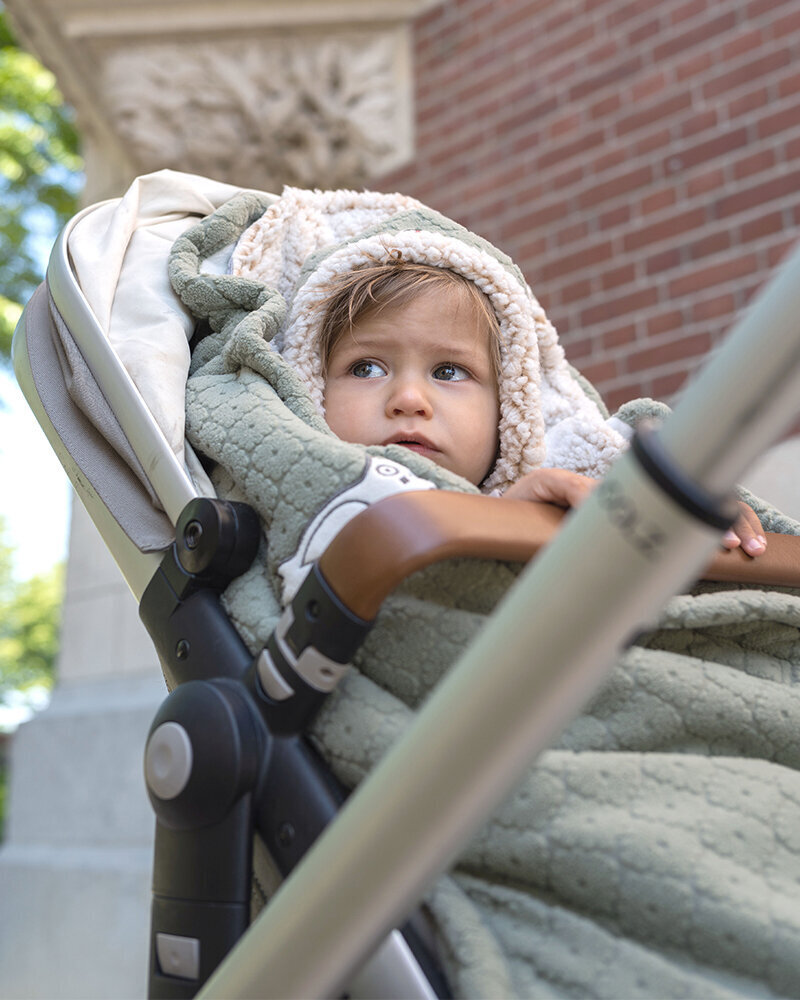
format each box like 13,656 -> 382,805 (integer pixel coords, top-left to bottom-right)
232,187 -> 627,493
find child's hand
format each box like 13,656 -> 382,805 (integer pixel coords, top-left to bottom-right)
723,501 -> 767,557
505,475 -> 767,559
504,468 -> 598,508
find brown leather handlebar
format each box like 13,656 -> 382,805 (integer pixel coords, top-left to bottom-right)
318,491 -> 800,621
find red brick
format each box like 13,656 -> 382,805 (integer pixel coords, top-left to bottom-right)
592,147 -> 630,174
598,204 -> 633,229
607,0 -> 662,28
778,70 -> 800,99
646,248 -> 683,275
647,310 -> 685,336
641,188 -> 678,215
626,332 -> 712,373
559,278 -> 593,302
688,231 -> 732,259
605,385 -> 638,413
589,93 -> 623,119
654,11 -> 737,61
580,287 -> 659,326
740,211 -> 785,242
628,18 -> 662,45
616,93 -> 693,136
549,111 -> 583,139
543,6 -> 575,33
578,166 -> 654,210
766,236 -> 799,266
568,56 -> 643,101
624,208 -> 707,252
714,170 -> 800,217
681,112 -> 718,142
631,71 -> 668,102
757,101 -> 800,139
551,164 -> 586,190
561,335 -> 594,361
745,0 -> 796,20
727,87 -> 770,118
691,291 -> 736,322
535,129 -> 606,170
579,359 -> 620,384
668,254 -> 758,296
501,199 -> 570,239
687,167 -> 725,198
634,129 -> 673,157
651,370 -> 690,399
602,324 -> 637,349
663,127 -> 750,174
670,0 -> 709,25
770,8 -> 800,37
515,235 -> 548,261
600,263 -> 637,291
703,49 -> 793,100
720,27 -> 764,61
732,148 -> 776,180
554,220 -> 590,246
674,50 -> 715,82
546,58 -> 583,88
539,240 -> 615,281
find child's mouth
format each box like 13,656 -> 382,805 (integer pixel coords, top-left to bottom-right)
398,441 -> 433,455
383,434 -> 439,457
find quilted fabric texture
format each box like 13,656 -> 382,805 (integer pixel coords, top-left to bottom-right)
170,195 -> 800,999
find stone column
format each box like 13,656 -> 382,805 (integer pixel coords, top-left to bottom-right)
0,1 -> 440,996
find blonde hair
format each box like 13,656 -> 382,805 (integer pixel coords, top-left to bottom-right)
317,260 -> 501,376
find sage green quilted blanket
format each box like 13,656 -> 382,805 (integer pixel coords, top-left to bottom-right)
170,193 -> 800,999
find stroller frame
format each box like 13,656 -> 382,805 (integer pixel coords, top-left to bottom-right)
13,179 -> 800,999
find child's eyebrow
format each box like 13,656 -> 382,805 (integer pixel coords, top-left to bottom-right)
337,334 -> 489,360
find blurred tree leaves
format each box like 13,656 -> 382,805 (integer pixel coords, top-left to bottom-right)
0,517 -> 63,705
0,4 -> 83,359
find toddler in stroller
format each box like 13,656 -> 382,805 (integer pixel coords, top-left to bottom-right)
167,184 -> 800,997
14,170 -> 800,998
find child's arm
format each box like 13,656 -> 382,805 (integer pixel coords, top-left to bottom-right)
504,469 -> 767,557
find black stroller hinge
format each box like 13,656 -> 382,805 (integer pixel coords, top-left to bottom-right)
140,499 -> 262,689
250,563 -> 374,734
175,498 -> 262,587
145,679 -> 263,830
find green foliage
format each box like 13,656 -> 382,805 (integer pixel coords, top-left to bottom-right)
0,4 -> 83,358
0,519 -> 63,705
0,519 -> 63,839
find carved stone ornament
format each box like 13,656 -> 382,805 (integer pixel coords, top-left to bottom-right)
101,31 -> 413,191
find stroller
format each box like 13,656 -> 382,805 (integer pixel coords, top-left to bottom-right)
13,169 -> 800,999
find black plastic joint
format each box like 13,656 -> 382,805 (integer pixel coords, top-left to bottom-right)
175,498 -> 262,587
631,425 -> 738,531
249,564 -> 374,734
284,563 -> 374,667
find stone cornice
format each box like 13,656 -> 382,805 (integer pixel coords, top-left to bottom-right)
5,0 -> 443,195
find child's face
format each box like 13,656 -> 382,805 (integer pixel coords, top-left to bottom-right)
323,289 -> 499,485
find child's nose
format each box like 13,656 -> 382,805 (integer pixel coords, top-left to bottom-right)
386,377 -> 433,418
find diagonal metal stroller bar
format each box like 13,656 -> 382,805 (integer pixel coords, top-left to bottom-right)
199,240 -> 800,1000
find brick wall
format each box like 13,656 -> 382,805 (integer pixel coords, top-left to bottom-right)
374,0 -> 800,414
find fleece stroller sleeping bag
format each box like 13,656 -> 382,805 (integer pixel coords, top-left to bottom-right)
164,184 -> 800,999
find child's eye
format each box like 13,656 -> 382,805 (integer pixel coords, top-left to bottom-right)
432,363 -> 470,382
350,360 -> 387,379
